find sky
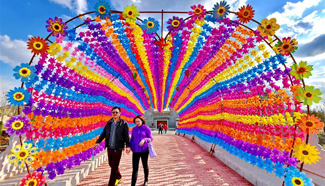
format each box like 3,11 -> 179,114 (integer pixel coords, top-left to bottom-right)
0,0 -> 324,108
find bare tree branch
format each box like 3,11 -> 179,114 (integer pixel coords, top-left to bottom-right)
1,91 -> 8,122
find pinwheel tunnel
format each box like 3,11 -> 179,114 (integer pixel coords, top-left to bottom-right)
2,1 -> 324,186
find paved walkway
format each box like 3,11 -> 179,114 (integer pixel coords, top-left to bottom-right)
78,133 -> 252,186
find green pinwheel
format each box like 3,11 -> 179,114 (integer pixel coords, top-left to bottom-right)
296,85 -> 322,105
290,61 -> 313,79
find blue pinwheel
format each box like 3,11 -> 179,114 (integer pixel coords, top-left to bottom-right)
13,63 -> 36,83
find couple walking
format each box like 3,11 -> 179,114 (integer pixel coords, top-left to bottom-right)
158,123 -> 168,134
94,107 -> 153,186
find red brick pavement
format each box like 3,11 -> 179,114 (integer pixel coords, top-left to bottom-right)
78,135 -> 252,186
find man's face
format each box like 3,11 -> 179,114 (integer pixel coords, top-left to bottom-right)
112,109 -> 120,119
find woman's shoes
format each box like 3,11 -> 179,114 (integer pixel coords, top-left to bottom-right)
143,181 -> 148,186
115,178 -> 122,185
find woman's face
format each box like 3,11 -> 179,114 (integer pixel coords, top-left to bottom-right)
135,118 -> 142,127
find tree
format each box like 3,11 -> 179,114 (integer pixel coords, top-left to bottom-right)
0,91 -> 8,136
0,121 -> 3,136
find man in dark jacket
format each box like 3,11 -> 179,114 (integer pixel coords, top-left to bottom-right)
94,106 -> 130,186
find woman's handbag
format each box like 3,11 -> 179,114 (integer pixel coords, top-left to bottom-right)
148,141 -> 157,158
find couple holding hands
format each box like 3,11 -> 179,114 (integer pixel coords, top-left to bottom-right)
94,107 -> 153,186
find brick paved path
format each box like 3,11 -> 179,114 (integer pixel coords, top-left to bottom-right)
78,134 -> 252,186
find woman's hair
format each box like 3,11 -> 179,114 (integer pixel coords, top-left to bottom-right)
133,115 -> 146,125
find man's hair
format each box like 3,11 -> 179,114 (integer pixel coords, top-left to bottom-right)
133,115 -> 146,125
112,106 -> 121,112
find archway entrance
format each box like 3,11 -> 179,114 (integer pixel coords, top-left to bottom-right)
156,120 -> 167,129
143,108 -> 179,131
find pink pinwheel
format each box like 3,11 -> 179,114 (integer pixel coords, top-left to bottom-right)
189,4 -> 207,21
20,171 -> 46,186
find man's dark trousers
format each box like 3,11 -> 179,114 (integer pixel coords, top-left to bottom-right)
107,148 -> 122,186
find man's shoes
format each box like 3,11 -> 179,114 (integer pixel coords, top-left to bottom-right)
115,178 -> 122,185
143,181 -> 148,186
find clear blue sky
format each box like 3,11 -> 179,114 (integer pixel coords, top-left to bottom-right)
1,0 -> 324,107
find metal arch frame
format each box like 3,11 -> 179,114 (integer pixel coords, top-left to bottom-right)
19,7 -> 311,182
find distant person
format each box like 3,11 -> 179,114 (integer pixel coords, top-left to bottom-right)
158,123 -> 163,134
94,107 -> 130,186
130,115 -> 153,186
164,124 -> 168,134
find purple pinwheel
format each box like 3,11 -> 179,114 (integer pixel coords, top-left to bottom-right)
167,16 -> 185,33
5,115 -> 31,135
46,17 -> 68,37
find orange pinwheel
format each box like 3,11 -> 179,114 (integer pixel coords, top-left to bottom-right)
297,114 -> 324,134
27,36 -> 49,55
237,5 -> 255,24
